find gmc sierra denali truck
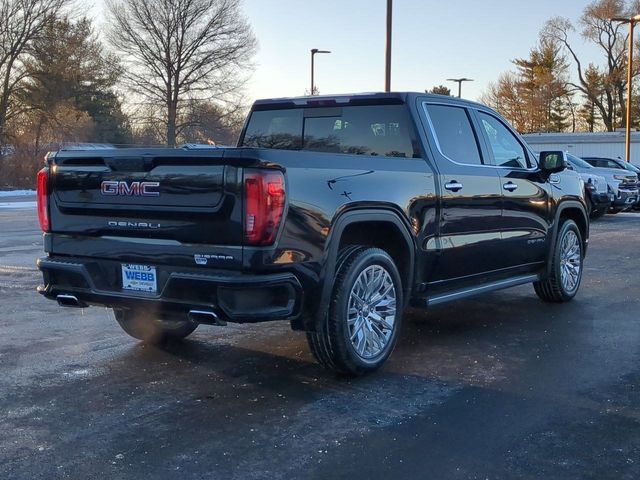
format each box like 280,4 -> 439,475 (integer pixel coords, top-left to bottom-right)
37,92 -> 588,375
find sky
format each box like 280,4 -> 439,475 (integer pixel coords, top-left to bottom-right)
86,0 -> 606,103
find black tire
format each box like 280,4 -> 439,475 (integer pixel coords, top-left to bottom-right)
533,220 -> 583,303
113,308 -> 197,344
589,208 -> 606,220
306,247 -> 403,376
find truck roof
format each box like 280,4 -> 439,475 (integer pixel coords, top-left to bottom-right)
251,92 -> 487,110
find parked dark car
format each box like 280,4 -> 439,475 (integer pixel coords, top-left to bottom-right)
36,93 -> 588,375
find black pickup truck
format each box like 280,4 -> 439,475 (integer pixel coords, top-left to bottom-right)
37,92 -> 588,375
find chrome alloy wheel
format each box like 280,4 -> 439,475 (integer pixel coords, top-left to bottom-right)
347,265 -> 397,360
559,230 -> 582,293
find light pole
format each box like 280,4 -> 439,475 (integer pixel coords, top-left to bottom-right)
310,48 -> 331,96
611,15 -> 640,162
447,78 -> 474,98
385,0 -> 392,92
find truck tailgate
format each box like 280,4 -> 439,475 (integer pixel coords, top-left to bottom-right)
48,149 -> 246,248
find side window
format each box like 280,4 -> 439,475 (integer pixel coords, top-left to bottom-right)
478,112 -> 528,169
607,160 -> 622,169
425,104 -> 483,165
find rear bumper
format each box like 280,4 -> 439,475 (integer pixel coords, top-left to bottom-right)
37,256 -> 303,323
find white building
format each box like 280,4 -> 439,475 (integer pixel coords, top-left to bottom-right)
522,132 -> 640,161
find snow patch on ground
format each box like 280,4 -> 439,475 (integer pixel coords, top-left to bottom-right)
0,201 -> 36,209
0,190 -> 35,197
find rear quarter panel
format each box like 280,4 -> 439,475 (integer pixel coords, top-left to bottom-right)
242,148 -> 437,319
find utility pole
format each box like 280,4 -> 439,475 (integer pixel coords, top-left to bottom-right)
385,0 -> 392,92
611,14 -> 640,162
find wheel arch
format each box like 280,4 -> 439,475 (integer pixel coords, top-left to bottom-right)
546,201 -> 589,275
308,208 -> 416,331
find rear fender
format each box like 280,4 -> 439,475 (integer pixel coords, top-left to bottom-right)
307,208 -> 416,331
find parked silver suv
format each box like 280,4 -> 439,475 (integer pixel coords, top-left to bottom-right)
582,156 -> 640,209
581,171 -> 611,219
565,154 -> 638,214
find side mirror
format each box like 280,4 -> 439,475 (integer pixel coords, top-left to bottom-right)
539,151 -> 567,174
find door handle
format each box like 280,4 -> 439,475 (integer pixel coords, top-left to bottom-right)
503,182 -> 518,192
445,181 -> 463,192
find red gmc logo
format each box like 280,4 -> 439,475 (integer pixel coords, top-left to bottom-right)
101,181 -> 160,197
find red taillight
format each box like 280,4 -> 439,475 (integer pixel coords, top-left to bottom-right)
37,168 -> 49,232
244,170 -> 286,246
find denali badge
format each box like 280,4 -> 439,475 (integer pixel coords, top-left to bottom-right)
101,181 -> 160,197
108,221 -> 161,229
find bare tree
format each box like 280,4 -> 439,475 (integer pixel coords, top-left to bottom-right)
480,72 -> 529,132
542,0 -> 640,131
106,0 -> 256,146
179,98 -> 245,145
0,0 -> 69,146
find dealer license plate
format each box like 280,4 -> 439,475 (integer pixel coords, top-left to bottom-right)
122,264 -> 157,293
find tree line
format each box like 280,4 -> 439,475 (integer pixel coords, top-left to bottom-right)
0,0 -> 256,186
3,0 -> 639,187
480,0 -> 640,134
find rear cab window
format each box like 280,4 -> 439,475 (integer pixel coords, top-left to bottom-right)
241,104 -> 420,158
240,109 -> 303,150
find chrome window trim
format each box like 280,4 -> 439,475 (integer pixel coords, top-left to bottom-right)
422,102 -> 485,168
421,101 -> 539,172
474,108 -> 539,172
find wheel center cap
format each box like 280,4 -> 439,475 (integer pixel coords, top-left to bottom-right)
363,304 -> 371,316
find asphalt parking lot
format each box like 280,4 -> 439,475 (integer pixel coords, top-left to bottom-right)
1,197 -> 639,479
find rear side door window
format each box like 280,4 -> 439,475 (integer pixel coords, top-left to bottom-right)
424,104 -> 484,165
477,112 -> 529,169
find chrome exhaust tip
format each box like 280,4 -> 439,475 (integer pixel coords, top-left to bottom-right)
56,294 -> 87,308
188,310 -> 226,326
